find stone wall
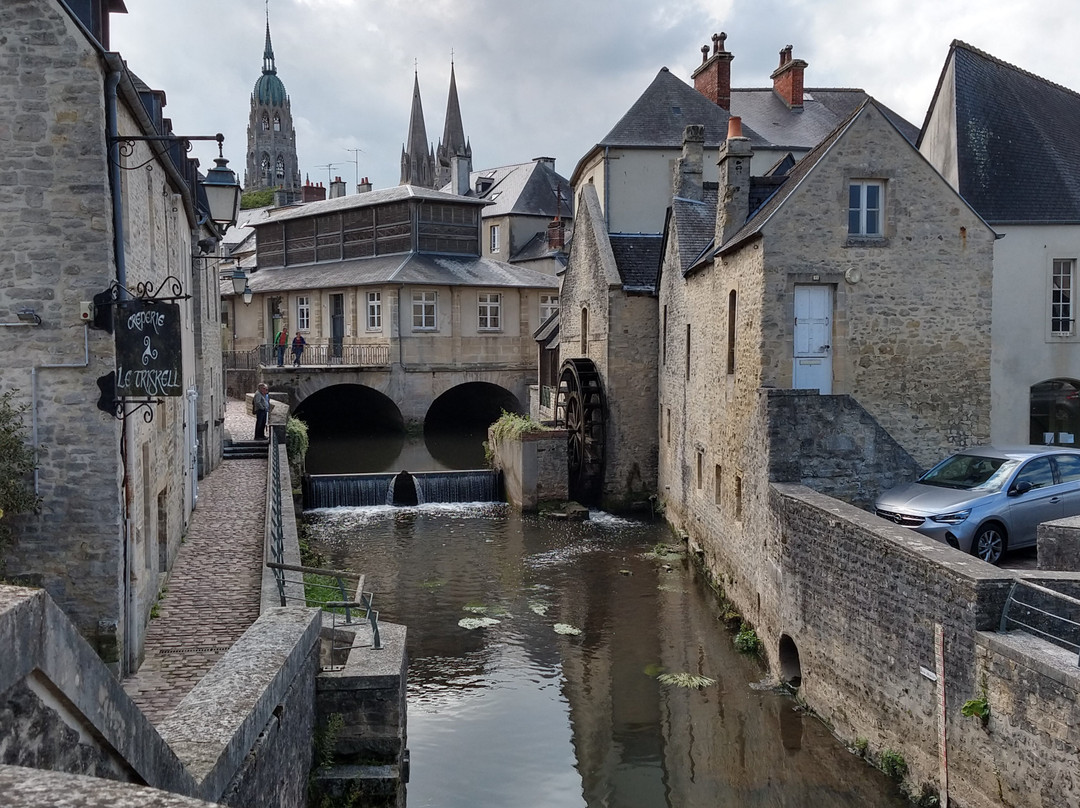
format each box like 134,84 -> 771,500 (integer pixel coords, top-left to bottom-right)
487,427 -> 568,510
1038,515 -> 1080,571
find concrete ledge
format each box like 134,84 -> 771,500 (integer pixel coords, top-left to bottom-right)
977,630 -> 1080,689
157,606 -> 320,803
0,765 -> 220,808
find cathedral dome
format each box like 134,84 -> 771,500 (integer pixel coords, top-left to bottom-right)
254,72 -> 287,107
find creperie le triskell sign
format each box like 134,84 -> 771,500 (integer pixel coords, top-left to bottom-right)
114,300 -> 183,398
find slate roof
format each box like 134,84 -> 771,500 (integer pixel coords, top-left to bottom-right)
671,184 -> 719,274
575,67 -> 918,183
441,160 -> 573,219
922,40 -> 1080,223
242,253 -> 558,295
510,230 -> 569,266
258,184 -> 487,225
609,234 -> 664,290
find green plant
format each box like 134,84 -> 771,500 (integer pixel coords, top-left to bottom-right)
241,188 -> 275,209
880,748 -> 907,780
0,391 -> 42,572
962,691 -> 991,725
285,416 -> 309,463
853,737 -> 869,757
733,622 -> 762,655
488,411 -> 550,447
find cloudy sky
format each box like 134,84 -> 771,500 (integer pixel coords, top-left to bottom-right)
110,0 -> 1080,193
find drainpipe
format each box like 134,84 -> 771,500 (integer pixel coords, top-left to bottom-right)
105,59 -> 137,674
603,146 -> 610,232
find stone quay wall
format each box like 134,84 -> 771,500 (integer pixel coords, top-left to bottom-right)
683,479 -> 1080,807
487,427 -> 569,510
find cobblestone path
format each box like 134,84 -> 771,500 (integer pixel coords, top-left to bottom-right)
122,400 -> 266,724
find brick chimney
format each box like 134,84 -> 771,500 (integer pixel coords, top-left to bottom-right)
547,219 -> 566,250
673,124 -> 705,201
716,116 -> 752,246
691,32 -> 734,110
302,177 -> 326,203
771,45 -> 808,109
329,176 -> 347,199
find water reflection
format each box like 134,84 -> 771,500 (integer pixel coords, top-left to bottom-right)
306,505 -> 908,808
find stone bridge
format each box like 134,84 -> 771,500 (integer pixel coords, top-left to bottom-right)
253,362 -> 536,425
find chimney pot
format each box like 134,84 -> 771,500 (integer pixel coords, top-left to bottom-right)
701,44 -> 710,63
727,116 -> 743,139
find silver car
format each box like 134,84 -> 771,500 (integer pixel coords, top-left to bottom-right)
874,446 -> 1080,564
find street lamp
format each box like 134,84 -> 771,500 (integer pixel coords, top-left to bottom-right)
200,136 -> 242,232
224,267 -> 247,295
242,283 -> 254,306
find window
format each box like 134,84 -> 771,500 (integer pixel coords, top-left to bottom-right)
734,474 -> 743,521
685,324 -> 691,381
367,292 -> 382,330
478,293 -> 501,331
275,155 -> 285,179
490,224 -> 501,253
665,408 -> 671,445
1014,457 -> 1055,491
412,290 -> 436,330
580,308 -> 588,354
714,464 -> 722,505
540,294 -> 559,322
848,180 -> 884,237
1052,259 -> 1075,335
1055,454 -> 1080,483
695,450 -> 703,490
296,296 -> 310,331
662,305 -> 668,366
727,290 -> 737,374
273,115 -> 281,132
1030,379 -> 1080,445
261,114 -> 269,131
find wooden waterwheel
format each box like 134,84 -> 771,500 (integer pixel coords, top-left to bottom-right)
556,358 -> 606,505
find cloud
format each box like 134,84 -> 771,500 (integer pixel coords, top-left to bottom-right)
110,0 -> 1080,193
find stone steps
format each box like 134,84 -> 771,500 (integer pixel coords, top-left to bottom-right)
224,440 -> 269,460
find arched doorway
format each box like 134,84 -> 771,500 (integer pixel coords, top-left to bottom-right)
1029,379 -> 1080,445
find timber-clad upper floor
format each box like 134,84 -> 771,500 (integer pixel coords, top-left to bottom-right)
255,185 -> 489,268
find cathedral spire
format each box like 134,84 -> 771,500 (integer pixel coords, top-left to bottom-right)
401,69 -> 436,187
436,61 -> 471,189
262,1 -> 276,75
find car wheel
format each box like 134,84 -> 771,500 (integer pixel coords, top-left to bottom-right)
972,523 -> 1006,565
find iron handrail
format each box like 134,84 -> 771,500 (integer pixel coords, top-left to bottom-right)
265,561 -> 382,651
1000,579 -> 1080,665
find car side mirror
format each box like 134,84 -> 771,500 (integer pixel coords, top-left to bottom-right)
1010,480 -> 1033,497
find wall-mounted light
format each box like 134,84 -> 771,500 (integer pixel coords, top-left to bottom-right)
110,132 -> 241,233
16,308 -> 42,325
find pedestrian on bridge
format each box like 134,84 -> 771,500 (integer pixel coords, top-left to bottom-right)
275,328 -> 287,366
291,331 -> 306,366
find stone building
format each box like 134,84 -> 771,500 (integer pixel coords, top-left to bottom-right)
0,0 -> 232,673
227,184 -> 559,424
919,41 -> 1080,447
245,6 -> 301,195
657,100 -> 995,565
555,33 -> 916,508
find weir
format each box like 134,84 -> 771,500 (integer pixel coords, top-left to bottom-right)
305,469 -> 503,509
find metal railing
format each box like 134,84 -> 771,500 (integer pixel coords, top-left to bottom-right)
1000,579 -> 1080,665
265,431 -> 381,662
224,348 -> 260,370
250,342 -> 391,368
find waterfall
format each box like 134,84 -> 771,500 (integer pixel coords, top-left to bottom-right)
306,469 -> 503,509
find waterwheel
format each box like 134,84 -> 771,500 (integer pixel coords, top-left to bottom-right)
556,358 -> 606,505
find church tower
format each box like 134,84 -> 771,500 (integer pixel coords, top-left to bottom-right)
245,6 -> 300,194
435,62 -> 471,189
400,71 -> 437,188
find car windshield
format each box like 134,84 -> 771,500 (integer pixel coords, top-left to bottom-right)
919,454 -> 1020,492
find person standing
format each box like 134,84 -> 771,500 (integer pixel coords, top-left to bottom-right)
291,331 -> 306,366
275,328 -> 288,366
253,383 -> 271,440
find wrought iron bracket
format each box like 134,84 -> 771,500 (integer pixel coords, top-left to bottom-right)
109,133 -> 224,169
110,397 -> 165,424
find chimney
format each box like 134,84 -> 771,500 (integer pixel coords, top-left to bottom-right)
691,32 -> 734,110
547,219 -> 566,250
673,124 -> 705,201
302,176 -> 327,203
329,176 -> 346,199
716,116 -> 752,246
450,153 -> 471,196
771,45 -> 808,109
357,176 -> 372,194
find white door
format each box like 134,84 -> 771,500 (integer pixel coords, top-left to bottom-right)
793,285 -> 833,394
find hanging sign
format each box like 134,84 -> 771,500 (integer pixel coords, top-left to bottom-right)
114,300 -> 183,398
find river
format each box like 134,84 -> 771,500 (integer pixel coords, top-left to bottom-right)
304,496 -> 909,807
